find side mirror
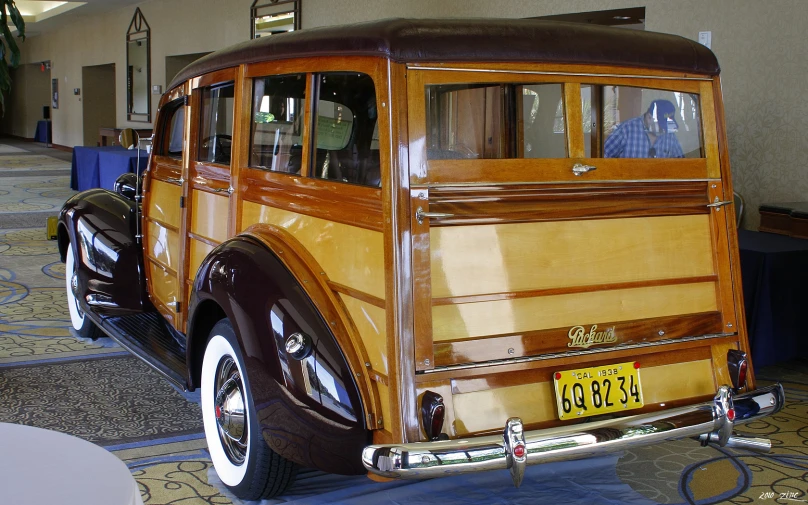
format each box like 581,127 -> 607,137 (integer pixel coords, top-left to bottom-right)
119,128 -> 140,150
114,172 -> 139,201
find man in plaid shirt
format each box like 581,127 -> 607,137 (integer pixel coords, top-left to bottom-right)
603,99 -> 684,158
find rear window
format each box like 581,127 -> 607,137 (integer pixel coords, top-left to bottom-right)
583,84 -> 704,159
425,83 -> 567,160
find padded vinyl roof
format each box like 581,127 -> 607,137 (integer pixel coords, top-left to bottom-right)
168,18 -> 719,90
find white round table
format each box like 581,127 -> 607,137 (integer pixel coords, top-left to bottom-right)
0,423 -> 143,505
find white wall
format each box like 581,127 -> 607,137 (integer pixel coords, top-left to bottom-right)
15,0 -> 808,229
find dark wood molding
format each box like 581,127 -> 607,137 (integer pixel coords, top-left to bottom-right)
427,181 -> 710,226
328,281 -> 386,309
432,311 -> 724,367
241,167 -> 383,231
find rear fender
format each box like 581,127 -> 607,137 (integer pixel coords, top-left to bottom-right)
187,233 -> 372,474
58,189 -> 150,315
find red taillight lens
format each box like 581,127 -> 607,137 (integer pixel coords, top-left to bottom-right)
513,444 -> 526,458
737,360 -> 748,388
727,349 -> 748,391
421,391 -> 446,441
727,408 -> 736,422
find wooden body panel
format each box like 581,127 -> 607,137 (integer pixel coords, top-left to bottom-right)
143,54 -> 749,449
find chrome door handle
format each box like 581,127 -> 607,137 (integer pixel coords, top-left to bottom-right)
707,196 -> 733,210
164,177 -> 183,185
572,163 -> 597,176
416,207 -> 455,225
211,187 -> 233,195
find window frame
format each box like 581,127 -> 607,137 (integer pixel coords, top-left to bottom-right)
407,68 -> 720,185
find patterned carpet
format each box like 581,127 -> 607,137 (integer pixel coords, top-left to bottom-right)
0,140 -> 806,504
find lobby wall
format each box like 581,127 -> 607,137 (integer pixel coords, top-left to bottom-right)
13,0 -> 807,229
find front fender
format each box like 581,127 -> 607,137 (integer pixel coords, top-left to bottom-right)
187,235 -> 369,474
58,189 -> 150,315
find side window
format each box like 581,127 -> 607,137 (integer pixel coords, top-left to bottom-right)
157,99 -> 185,159
311,72 -> 380,188
250,73 -> 306,173
198,83 -> 235,165
425,83 -> 567,160
583,84 -> 704,159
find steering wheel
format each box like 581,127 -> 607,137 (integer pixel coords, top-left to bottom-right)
201,134 -> 233,163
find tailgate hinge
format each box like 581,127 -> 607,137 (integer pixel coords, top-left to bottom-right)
707,196 -> 733,210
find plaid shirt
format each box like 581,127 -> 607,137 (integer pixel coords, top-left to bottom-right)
603,116 -> 684,158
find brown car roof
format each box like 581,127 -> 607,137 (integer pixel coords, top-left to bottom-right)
168,18 -> 719,90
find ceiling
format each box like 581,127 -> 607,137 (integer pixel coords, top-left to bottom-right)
12,0 -> 145,36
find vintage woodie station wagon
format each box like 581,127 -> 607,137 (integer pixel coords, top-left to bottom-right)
59,18 -> 784,500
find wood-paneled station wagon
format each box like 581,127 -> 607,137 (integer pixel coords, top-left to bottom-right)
59,18 -> 784,499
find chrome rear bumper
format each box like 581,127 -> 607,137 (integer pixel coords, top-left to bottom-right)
362,384 -> 784,485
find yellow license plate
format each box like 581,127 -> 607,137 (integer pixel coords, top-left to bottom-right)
553,361 -> 644,420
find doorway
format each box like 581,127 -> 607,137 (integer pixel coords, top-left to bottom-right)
82,63 -> 116,146
165,52 -> 211,87
0,63 -> 51,139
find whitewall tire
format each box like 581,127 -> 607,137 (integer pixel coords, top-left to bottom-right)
65,243 -> 101,339
201,319 -> 297,500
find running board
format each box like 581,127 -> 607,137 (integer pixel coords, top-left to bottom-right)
86,311 -> 189,390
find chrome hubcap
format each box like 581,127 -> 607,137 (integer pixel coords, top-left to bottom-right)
214,356 -> 247,465
70,271 -> 83,318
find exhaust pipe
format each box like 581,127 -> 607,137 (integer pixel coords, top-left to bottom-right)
697,432 -> 772,453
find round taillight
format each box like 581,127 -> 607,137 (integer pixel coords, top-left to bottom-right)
513,444 -> 526,458
727,408 -> 736,422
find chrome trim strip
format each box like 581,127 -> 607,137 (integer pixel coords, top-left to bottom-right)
362,384 -> 784,480
420,333 -> 736,375
406,66 -> 712,81
411,179 -> 719,189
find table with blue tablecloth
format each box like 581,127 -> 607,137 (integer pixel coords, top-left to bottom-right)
97,149 -> 149,189
34,120 -> 51,143
738,229 -> 808,368
71,146 -> 149,191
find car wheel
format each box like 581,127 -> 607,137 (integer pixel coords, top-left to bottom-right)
65,243 -> 102,340
201,318 -> 297,500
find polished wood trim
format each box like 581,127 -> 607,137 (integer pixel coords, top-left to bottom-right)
408,67 -> 703,92
411,189 -> 434,372
450,345 -> 711,394
187,231 -> 219,248
700,81 -> 721,179
417,334 -> 739,383
328,281 -> 386,309
564,83 -> 583,158
407,62 -> 711,80
143,215 -> 179,233
708,180 -> 737,333
150,162 -> 183,183
242,224 -> 383,428
245,55 -> 387,79
231,64 -> 250,239
241,167 -> 383,232
389,60 -> 419,443
151,155 -> 182,168
369,370 -> 389,386
712,76 -> 753,387
191,162 -> 231,188
145,255 -> 178,277
426,157 -> 709,185
433,311 -> 723,367
433,275 -> 719,306
427,181 -> 709,226
192,68 -> 237,89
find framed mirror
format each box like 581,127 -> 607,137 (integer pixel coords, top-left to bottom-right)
251,0 -> 301,38
126,8 -> 151,122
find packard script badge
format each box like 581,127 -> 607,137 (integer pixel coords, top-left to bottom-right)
567,324 -> 617,349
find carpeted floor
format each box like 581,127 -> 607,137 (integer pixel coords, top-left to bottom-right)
0,139 -> 806,504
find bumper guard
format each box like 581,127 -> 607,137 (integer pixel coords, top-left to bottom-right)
362,384 -> 784,486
